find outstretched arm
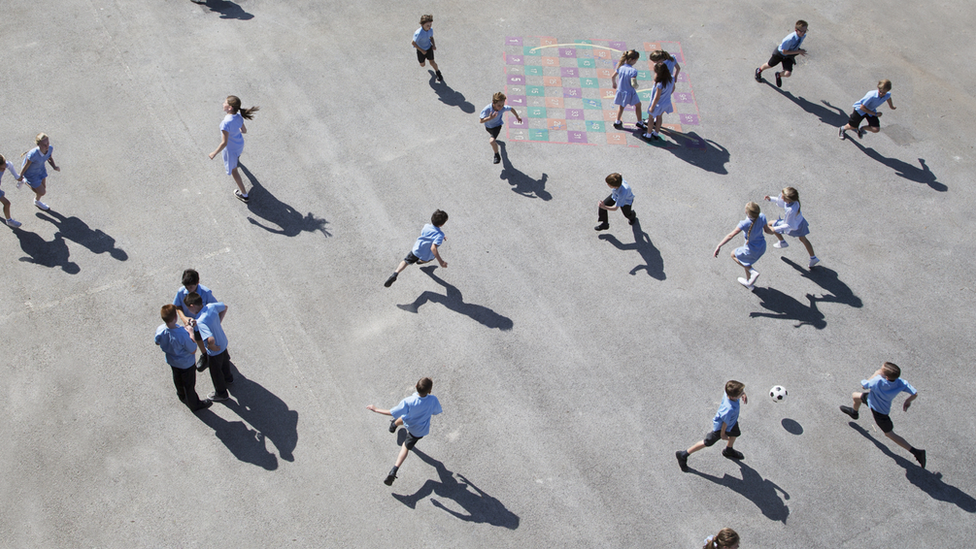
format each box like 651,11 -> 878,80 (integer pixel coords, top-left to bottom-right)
431,243 -> 447,268
366,405 -> 392,416
714,228 -> 742,257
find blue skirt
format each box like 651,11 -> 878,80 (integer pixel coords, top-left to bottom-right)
734,244 -> 766,267
613,89 -> 640,107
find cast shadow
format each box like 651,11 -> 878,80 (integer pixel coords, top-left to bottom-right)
766,85 -> 848,126
781,418 -> 803,435
659,131 -> 730,174
397,266 -> 513,331
781,257 -> 862,309
222,364 -> 298,462
749,287 -> 826,329
239,163 -> 331,238
689,461 -> 790,523
197,0 -> 254,20
14,229 -> 80,274
597,219 -> 665,279
497,141 -> 551,200
848,422 -> 975,512
847,140 -> 946,192
428,71 -> 475,113
196,411 -> 278,470
392,448 -> 520,529
36,211 -> 127,260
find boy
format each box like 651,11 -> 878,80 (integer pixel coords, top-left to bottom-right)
183,292 -> 233,402
413,14 -> 442,82
838,79 -> 896,140
155,304 -> 212,412
173,269 -> 217,371
479,92 -> 523,164
366,377 -> 443,486
755,20 -> 808,88
840,362 -> 925,467
676,381 -> 748,471
384,210 -> 448,287
595,172 -> 637,231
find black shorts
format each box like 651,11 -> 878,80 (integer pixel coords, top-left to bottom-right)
847,110 -> 880,129
703,422 -> 741,446
404,430 -> 424,450
486,125 -> 502,139
193,329 -> 203,342
766,50 -> 795,72
860,393 -> 894,433
402,251 -> 425,265
416,48 -> 434,64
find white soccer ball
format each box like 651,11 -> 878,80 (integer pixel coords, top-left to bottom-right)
769,385 -> 788,402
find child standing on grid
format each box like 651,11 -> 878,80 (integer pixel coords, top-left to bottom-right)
764,186 -> 819,267
611,50 -> 644,130
644,62 -> 675,141
412,15 -> 442,83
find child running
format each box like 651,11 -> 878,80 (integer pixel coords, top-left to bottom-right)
611,50 -> 644,130
764,187 -> 819,267
479,92 -> 522,165
17,133 -> 60,212
643,62 -> 675,141
594,172 -> 636,230
648,49 -> 681,80
0,153 -> 24,227
839,79 -> 895,140
713,202 -> 771,290
209,95 -> 259,203
677,381 -> 749,471
366,377 -> 443,486
755,20 -> 808,88
412,14 -> 442,83
384,210 -> 448,287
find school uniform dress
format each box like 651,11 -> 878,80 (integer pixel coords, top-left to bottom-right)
613,64 -> 640,107
768,197 -> 810,237
649,80 -> 675,117
21,146 -> 53,189
220,113 -> 245,174
733,214 -> 767,266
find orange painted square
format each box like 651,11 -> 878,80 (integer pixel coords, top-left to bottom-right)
600,88 -> 616,101
596,68 -> 614,79
606,132 -> 629,145
542,56 -> 559,67
595,49 -> 612,60
539,37 -> 557,46
546,119 -> 568,131
544,96 -> 565,108
603,109 -> 621,122
543,76 -> 563,87
644,42 -> 661,52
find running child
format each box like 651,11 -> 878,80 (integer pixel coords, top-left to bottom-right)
173,268 -> 219,370
366,377 -> 443,486
155,304 -> 212,412
713,202 -> 772,290
839,79 -> 895,140
676,381 -> 749,471
755,20 -> 808,88
384,210 -> 448,287
209,95 -> 259,203
0,153 -> 24,227
594,172 -> 636,230
764,187 -> 819,267
840,362 -> 926,468
479,92 -> 522,165
648,49 -> 681,80
643,62 -> 675,141
412,14 -> 442,83
703,528 -> 740,549
17,133 -> 60,211
611,50 -> 644,130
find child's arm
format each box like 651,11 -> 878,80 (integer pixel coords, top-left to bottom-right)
740,392 -> 748,404
209,130 -> 229,159
903,392 -> 917,412
218,305 -> 227,322
17,159 -> 32,180
648,86 -> 662,113
430,37 -> 436,51
672,62 -> 681,80
366,404 -> 392,416
46,155 -> 60,171
240,122 -> 247,134
713,228 -> 743,257
598,201 -> 619,212
764,195 -> 787,208
205,335 -> 219,352
887,97 -> 896,110
479,110 -> 500,124
719,422 -> 729,440
431,243 -> 447,268
611,70 -> 619,90
412,40 -> 425,53
510,108 -> 522,123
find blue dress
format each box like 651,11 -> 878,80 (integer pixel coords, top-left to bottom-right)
21,146 -> 53,188
733,214 -> 767,266
613,64 -> 640,107
220,113 -> 245,174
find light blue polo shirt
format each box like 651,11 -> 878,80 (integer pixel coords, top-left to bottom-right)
413,27 -> 433,51
481,104 -> 513,128
862,375 -> 917,415
778,31 -> 805,54
391,393 -> 443,437
854,90 -> 892,115
196,302 -> 228,356
712,394 -> 740,431
412,223 -> 445,262
611,180 -> 635,206
155,323 -> 198,369
174,284 -> 217,319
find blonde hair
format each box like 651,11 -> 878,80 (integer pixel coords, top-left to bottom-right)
419,14 -> 433,25
878,79 -> 892,93
616,49 -> 640,69
745,202 -> 761,238
492,92 -> 506,103
22,133 -> 49,157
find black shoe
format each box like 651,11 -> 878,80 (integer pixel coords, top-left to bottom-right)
388,419 -> 398,433
194,399 -> 213,412
722,447 -> 744,460
839,405 -> 859,420
224,375 -> 234,384
774,72 -> 782,88
754,67 -> 762,82
435,71 -> 443,83
635,121 -> 647,130
235,189 -> 250,203
857,128 -> 864,139
612,121 -> 623,130
676,450 -> 689,472
594,222 -> 609,231
384,272 -> 398,287
384,468 -> 398,486
493,153 -> 501,164
838,127 -> 846,140
196,354 -> 209,372
628,215 -> 637,226
912,449 -> 926,469
650,134 -> 661,141
207,391 -> 230,402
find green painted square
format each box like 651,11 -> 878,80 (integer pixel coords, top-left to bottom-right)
523,46 -> 542,57
524,65 -> 544,76
586,121 -> 606,132
577,58 -> 596,69
580,77 -> 600,88
582,98 -> 603,109
529,129 -> 550,141
636,70 -> 651,79
527,106 -> 547,118
527,86 -> 545,97
638,90 -> 654,102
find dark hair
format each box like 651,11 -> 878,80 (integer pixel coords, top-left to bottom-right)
605,173 -> 623,187
882,362 -> 901,380
795,20 -> 808,30
431,209 -> 449,226
703,528 -> 739,549
183,291 -> 203,307
616,49 -> 640,69
181,269 -> 200,287
653,62 -> 673,87
725,380 -> 745,398
648,49 -> 673,63
416,377 -> 433,396
161,304 -> 178,323
226,95 -> 260,120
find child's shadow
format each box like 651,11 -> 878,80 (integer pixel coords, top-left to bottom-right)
195,410 -> 278,470
222,364 -> 299,462
397,266 -> 513,331
392,449 -> 520,529
14,229 -> 80,274
781,257 -> 862,308
497,141 -> 551,200
36,211 -> 128,261
197,0 -> 254,20
689,461 -> 790,523
766,85 -> 848,126
847,140 -> 946,192
847,422 -> 976,513
239,163 -> 331,238
428,71 -> 475,113
661,131 -> 730,175
597,219 -> 665,279
749,287 -> 826,329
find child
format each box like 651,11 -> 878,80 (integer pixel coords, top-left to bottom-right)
594,173 -> 636,230
840,362 -> 926,468
611,50 -> 644,130
764,187 -> 819,267
17,133 -> 60,211
366,377 -> 443,486
183,292 -> 233,402
412,14 -> 442,83
676,381 -> 749,471
479,92 -> 522,164
648,49 -> 681,80
155,304 -> 212,412
755,20 -> 808,88
173,269 -> 219,370
384,210 -> 448,287
839,80 -> 895,140
644,62 -> 675,141
713,202 -> 772,290
209,95 -> 259,203
703,528 -> 740,549
0,153 -> 24,227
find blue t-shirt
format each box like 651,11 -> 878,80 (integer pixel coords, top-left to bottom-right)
854,90 -> 892,115
413,26 -> 433,51
778,31 -> 805,54
712,394 -> 740,431
220,113 -> 245,154
662,58 -> 677,75
615,64 -> 638,93
197,302 -> 228,356
861,375 -> 917,415
390,393 -> 443,437
481,104 -> 513,128
155,323 -> 198,369
21,146 -> 53,179
611,180 -> 635,206
411,223 -> 446,262
738,214 -> 768,252
174,284 -> 217,319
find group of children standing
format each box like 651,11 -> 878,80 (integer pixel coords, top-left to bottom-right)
610,48 -> 681,141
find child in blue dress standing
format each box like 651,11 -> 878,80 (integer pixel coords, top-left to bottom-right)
644,62 -> 675,141
648,50 -> 681,80
764,186 -> 819,267
839,80 -> 895,139
17,133 -> 59,211
209,95 -> 259,203
714,202 -> 771,290
611,50 -> 644,130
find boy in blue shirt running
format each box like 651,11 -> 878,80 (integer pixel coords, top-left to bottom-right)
594,172 -> 637,231
155,304 -> 212,412
755,20 -> 808,88
480,92 -> 522,164
384,210 -> 448,287
677,381 -> 748,471
413,14 -> 442,82
839,80 -> 896,139
840,362 -> 925,467
367,377 -> 443,486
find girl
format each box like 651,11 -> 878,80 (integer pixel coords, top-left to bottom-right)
648,49 -> 681,80
714,202 -> 772,290
209,95 -> 259,203
18,133 -> 59,211
611,50 -> 644,130
764,187 -> 819,267
839,79 -> 895,139
0,153 -> 24,227
703,528 -> 740,549
644,62 -> 675,141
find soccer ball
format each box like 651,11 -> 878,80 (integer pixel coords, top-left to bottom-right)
769,386 -> 788,402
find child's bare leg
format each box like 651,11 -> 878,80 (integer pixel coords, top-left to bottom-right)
489,137 -> 499,154
780,70 -> 792,78
394,442 -> 411,467
34,181 -> 47,200
1,197 -> 10,219
731,254 -> 752,278
758,63 -> 771,73
615,105 -> 624,123
429,59 -> 439,72
798,236 -> 815,256
633,103 -> 643,125
654,114 -> 663,134
231,168 -> 247,195
885,431 -> 913,452
725,436 -> 737,448
686,441 -> 707,455
850,393 -> 862,412
864,126 -> 880,134
393,260 -> 411,275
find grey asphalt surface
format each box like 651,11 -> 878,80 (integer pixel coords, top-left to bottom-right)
1,0 -> 975,547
